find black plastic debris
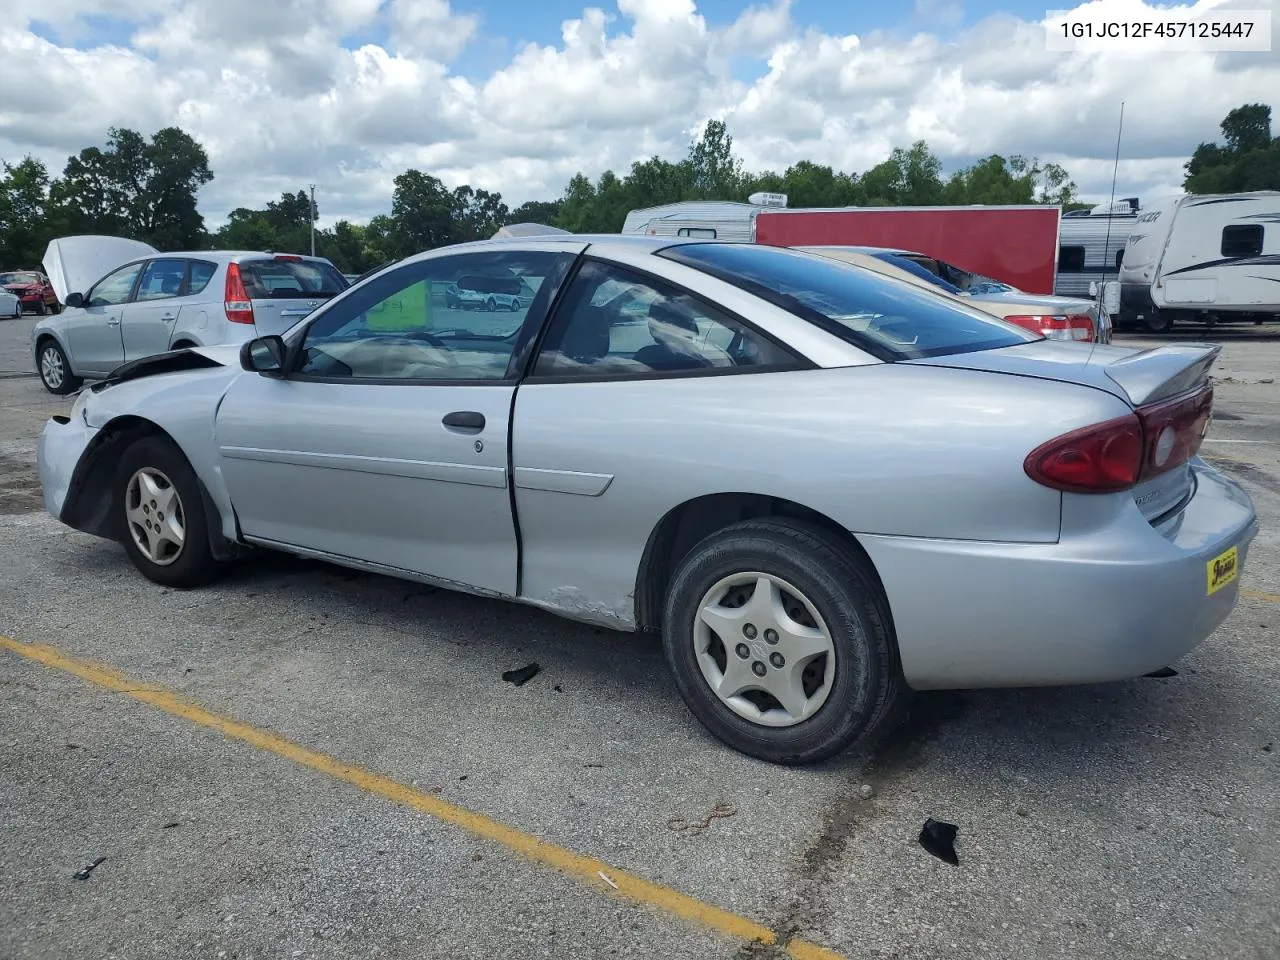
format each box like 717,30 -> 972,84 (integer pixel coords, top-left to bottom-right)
1145,667 -> 1179,678
502,663 -> 540,687
919,819 -> 959,865
73,857 -> 106,880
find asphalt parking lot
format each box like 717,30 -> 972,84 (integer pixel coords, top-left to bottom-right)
1,315 -> 1277,960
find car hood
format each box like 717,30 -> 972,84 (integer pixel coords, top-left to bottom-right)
43,235 -> 159,302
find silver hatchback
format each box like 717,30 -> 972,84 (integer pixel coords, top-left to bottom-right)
33,235 -> 347,394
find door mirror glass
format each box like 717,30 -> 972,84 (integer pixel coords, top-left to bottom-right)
240,335 -> 286,374
63,292 -> 84,308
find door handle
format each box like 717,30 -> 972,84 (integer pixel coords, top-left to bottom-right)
442,411 -> 485,431
106,317 -> 121,326
161,313 -> 176,321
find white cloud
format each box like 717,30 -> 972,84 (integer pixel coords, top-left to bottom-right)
0,0 -> 1277,226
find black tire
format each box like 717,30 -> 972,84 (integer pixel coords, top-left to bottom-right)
662,518 -> 904,765
1142,308 -> 1173,334
115,435 -> 224,588
50,301 -> 61,315
486,298 -> 496,312
36,338 -> 82,395
35,300 -> 47,316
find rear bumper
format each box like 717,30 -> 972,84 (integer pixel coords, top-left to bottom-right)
861,459 -> 1259,690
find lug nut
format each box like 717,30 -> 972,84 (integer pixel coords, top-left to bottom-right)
764,629 -> 779,645
743,623 -> 757,639
770,652 -> 785,668
735,643 -> 750,660
752,661 -> 767,677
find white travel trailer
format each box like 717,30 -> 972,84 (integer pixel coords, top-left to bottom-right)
1055,198 -> 1139,298
1117,191 -> 1280,332
620,194 -> 787,241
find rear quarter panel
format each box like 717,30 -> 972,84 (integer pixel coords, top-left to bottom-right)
512,364 -> 1132,626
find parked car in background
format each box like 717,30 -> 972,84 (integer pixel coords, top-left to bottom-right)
1,270 -> 60,314
33,235 -> 348,394
800,246 -> 1110,343
0,288 -> 22,319
36,236 -> 1255,764
452,274 -> 533,311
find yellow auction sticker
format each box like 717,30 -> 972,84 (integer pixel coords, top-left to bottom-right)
1207,545 -> 1239,595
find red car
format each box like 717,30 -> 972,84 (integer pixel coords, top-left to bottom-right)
0,271 -> 60,314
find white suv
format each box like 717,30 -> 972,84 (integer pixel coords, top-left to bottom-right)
33,236 -> 348,394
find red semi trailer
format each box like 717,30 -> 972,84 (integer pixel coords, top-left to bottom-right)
753,205 -> 1062,295
622,200 -> 1063,295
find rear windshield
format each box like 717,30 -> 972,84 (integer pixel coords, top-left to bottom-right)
238,259 -> 348,299
659,243 -> 1037,360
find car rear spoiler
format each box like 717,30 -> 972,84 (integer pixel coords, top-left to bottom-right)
1099,342 -> 1222,407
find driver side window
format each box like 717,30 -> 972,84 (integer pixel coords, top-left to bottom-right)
297,250 -> 573,382
88,263 -> 143,307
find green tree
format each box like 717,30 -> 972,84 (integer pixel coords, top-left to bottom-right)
1184,103 -> 1280,193
687,120 -> 744,199
0,157 -> 53,267
450,185 -> 509,242
50,126 -> 213,249
506,199 -> 563,225
387,169 -> 456,255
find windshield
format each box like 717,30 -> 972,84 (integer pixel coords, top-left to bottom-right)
1,272 -> 39,285
238,258 -> 348,299
660,243 -> 1038,360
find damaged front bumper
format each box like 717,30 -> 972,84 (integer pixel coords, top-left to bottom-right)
37,407 -> 98,521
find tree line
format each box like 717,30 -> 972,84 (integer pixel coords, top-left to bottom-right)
1,104 -> 1274,276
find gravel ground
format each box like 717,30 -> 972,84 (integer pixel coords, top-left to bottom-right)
0,312 -> 1277,960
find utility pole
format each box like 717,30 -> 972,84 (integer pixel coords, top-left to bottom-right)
309,183 -> 316,257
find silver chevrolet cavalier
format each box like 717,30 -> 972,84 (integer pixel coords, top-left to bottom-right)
37,236 -> 1259,764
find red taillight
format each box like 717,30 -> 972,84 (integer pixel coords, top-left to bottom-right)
1025,384 -> 1213,494
1004,314 -> 1095,342
1024,415 -> 1144,493
1136,384 -> 1213,480
224,262 -> 254,325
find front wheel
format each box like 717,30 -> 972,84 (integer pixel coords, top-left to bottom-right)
115,436 -> 224,588
37,339 -> 82,394
485,298 -> 496,312
662,519 -> 904,765
34,300 -> 47,316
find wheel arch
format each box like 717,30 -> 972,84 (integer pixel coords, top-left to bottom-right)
33,329 -> 75,375
61,414 -> 246,561
633,492 -> 893,633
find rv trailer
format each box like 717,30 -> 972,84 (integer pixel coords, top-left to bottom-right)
1117,191 -> 1280,332
1055,198 -> 1139,298
620,193 -> 786,242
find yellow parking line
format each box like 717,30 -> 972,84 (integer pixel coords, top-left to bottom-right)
1243,589 -> 1280,604
0,635 -> 844,960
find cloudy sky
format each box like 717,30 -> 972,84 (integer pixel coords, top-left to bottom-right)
3,0 -> 1277,226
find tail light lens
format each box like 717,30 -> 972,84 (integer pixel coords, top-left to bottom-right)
1004,314 -> 1095,342
1024,384 -> 1213,494
274,254 -> 302,262
224,262 -> 254,325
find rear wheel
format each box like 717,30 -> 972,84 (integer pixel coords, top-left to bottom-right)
116,436 -> 224,588
37,339 -> 82,394
662,519 -> 904,765
34,300 -> 47,316
485,297 -> 496,312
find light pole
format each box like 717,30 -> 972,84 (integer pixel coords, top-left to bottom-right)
309,183 -> 316,257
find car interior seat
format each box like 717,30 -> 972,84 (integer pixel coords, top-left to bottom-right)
633,300 -> 732,370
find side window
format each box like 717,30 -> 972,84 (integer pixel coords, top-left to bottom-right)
532,261 -> 803,379
189,260 -> 217,295
136,259 -> 188,301
1059,245 -> 1086,272
297,250 -> 573,382
678,227 -> 717,239
1221,224 -> 1263,258
87,263 -> 143,307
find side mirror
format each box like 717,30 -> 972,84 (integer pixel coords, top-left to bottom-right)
240,335 -> 286,376
1088,281 -> 1099,297
63,292 -> 84,309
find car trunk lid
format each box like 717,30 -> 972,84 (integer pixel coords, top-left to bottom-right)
911,339 -> 1220,522
232,255 -> 349,336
